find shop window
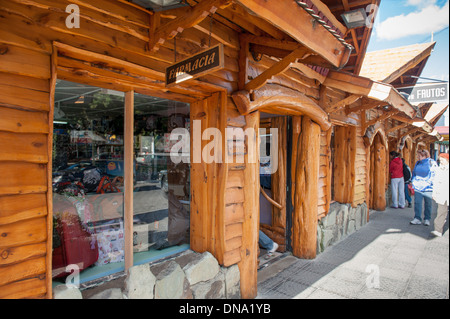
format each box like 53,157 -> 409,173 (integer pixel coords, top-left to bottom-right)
52,80 -> 190,286
132,93 -> 190,264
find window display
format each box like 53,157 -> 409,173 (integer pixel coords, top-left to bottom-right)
52,80 -> 190,285
132,93 -> 190,263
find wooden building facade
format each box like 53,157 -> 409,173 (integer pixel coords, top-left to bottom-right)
0,0 -> 442,299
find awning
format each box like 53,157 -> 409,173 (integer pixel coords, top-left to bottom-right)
324,71 -> 417,119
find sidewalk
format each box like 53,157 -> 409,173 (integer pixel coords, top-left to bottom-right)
256,204 -> 449,299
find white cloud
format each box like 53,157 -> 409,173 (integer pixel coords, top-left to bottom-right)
376,1 -> 449,40
406,0 -> 437,8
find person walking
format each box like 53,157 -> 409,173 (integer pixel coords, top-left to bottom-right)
410,149 -> 437,226
402,158 -> 413,208
431,153 -> 449,237
389,151 -> 405,209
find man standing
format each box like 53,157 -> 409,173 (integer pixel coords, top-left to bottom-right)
389,151 -> 405,209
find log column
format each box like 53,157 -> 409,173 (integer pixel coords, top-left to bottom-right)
291,116 -> 320,259
371,133 -> 387,211
239,111 -> 260,299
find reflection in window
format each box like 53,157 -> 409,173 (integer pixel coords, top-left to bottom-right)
51,80 -> 190,285
132,93 -> 190,263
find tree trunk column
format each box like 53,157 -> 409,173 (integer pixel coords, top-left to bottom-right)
292,116 -> 320,259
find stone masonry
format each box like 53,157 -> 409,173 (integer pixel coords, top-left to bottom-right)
53,250 -> 241,299
317,202 -> 368,254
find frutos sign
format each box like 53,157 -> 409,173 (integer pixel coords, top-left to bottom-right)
397,82 -> 449,104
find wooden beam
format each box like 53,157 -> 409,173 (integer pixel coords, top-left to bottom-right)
232,84 -> 331,130
124,91 -> 134,271
363,110 -> 399,132
309,0 -> 348,35
291,63 -> 327,84
241,34 -> 300,52
149,0 -> 231,51
326,94 -> 362,113
346,98 -> 383,115
236,0 -> 352,68
386,122 -> 409,135
399,127 -> 422,140
238,34 -> 249,91
244,46 -> 310,92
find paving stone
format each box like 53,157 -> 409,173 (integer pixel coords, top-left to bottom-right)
307,288 -> 350,299
403,275 -> 448,299
257,207 -> 449,300
314,277 -> 364,299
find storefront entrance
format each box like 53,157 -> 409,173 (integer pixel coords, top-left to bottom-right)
258,114 -> 291,267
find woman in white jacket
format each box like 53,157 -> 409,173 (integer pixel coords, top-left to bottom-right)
431,153 -> 449,237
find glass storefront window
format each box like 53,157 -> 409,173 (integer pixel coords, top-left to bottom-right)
132,93 -> 190,264
52,80 -> 190,286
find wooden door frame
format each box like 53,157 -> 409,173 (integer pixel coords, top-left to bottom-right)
259,115 -> 288,252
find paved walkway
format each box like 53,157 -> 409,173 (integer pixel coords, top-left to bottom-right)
256,204 -> 449,299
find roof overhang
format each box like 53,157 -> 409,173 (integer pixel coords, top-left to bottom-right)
392,114 -> 444,142
323,71 -> 417,118
236,0 -> 353,69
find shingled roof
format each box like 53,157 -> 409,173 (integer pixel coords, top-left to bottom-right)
360,42 -> 436,85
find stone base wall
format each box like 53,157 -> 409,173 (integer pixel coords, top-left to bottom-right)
317,202 -> 368,254
53,250 -> 240,299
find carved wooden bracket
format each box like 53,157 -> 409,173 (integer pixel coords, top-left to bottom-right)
231,84 -> 331,131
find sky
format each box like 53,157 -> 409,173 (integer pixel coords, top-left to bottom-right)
366,0 -> 449,125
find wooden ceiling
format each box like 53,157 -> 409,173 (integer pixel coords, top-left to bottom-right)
178,0 -> 379,73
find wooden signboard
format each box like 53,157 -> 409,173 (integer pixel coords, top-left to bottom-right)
166,44 -> 224,86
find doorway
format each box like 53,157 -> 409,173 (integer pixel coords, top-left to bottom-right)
258,114 -> 290,268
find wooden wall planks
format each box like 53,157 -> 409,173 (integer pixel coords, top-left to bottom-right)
0,0 -> 395,300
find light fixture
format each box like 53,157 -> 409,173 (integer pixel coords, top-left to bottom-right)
341,8 -> 367,29
130,0 -> 188,12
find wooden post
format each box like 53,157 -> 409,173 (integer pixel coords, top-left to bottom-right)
270,117 -> 286,236
189,92 -> 227,263
239,111 -> 260,299
324,128 -> 333,214
124,91 -> 134,271
46,46 -> 58,299
291,116 -> 301,205
372,134 -> 386,211
292,116 -> 320,259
